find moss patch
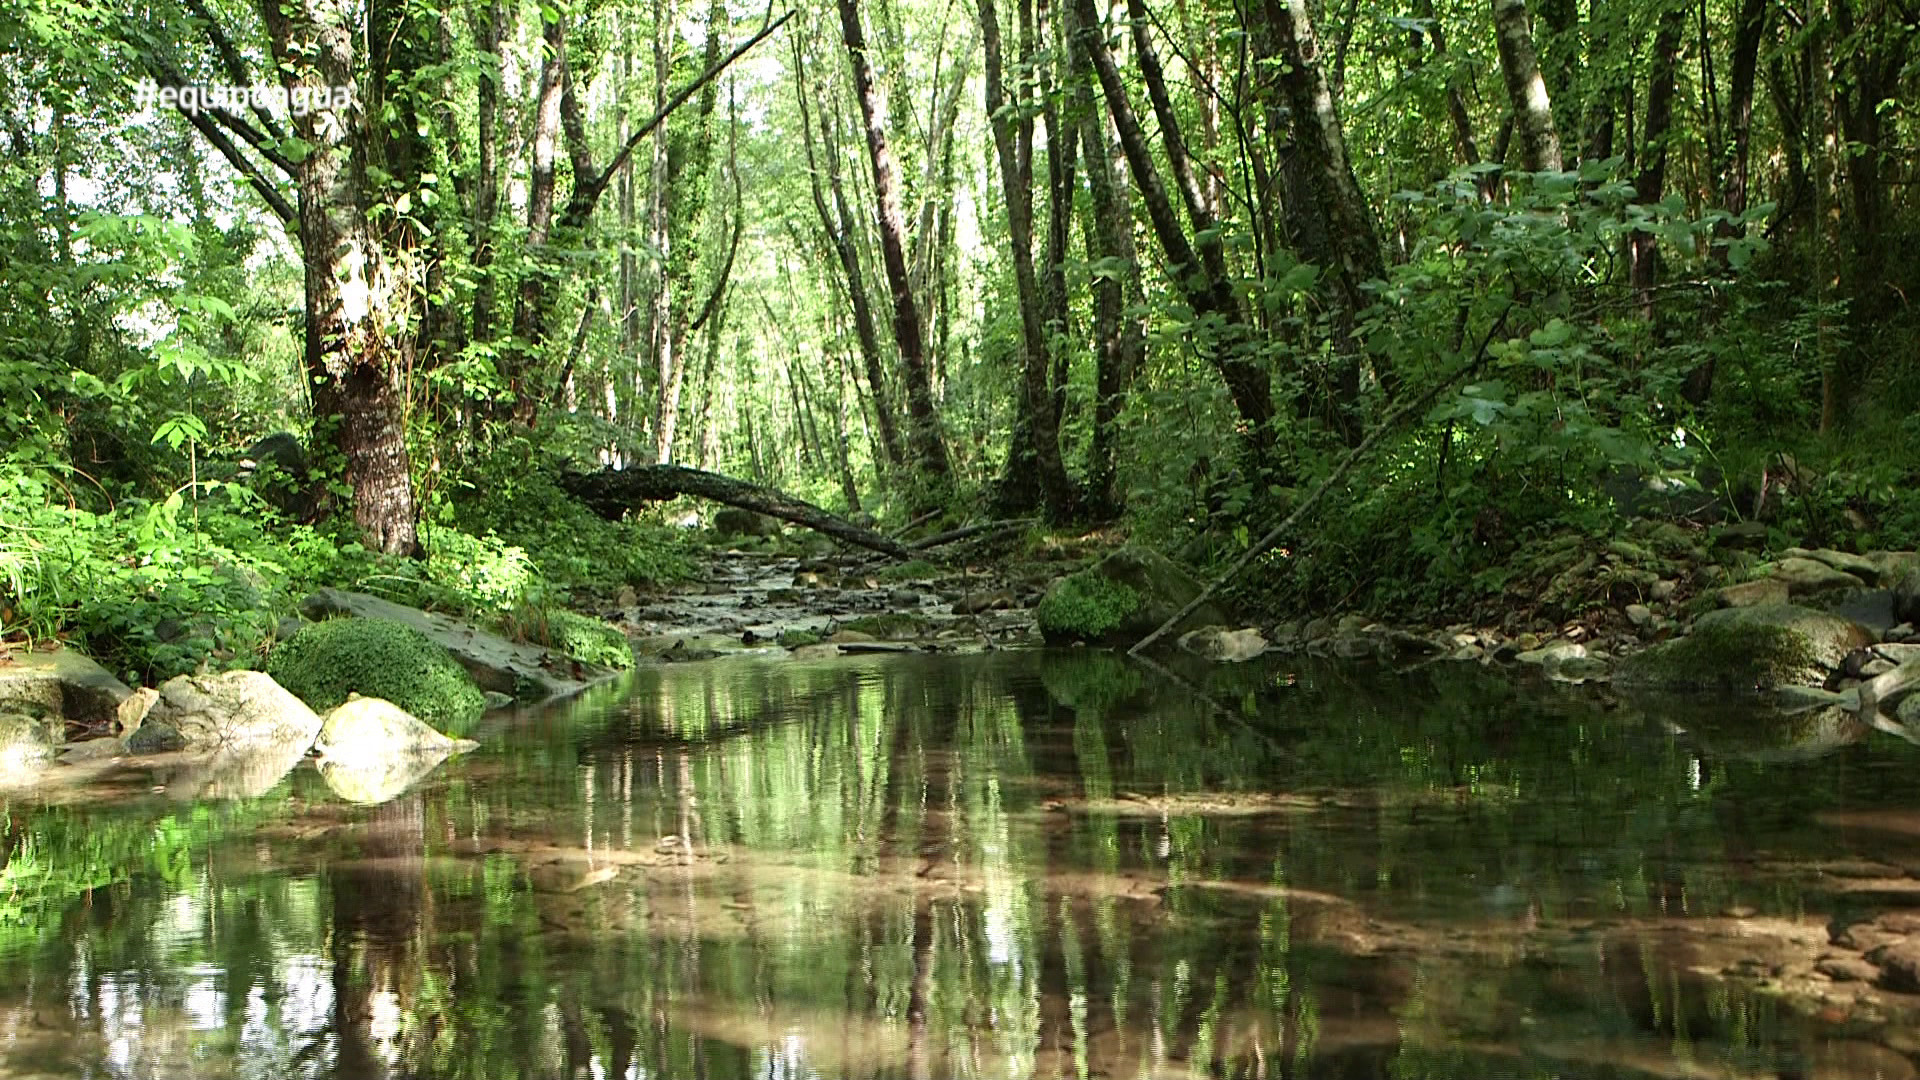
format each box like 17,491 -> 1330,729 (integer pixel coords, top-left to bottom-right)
1616,621 -> 1821,691
875,559 -> 940,582
1035,574 -> 1142,644
778,629 -> 823,648
542,610 -> 636,670
838,613 -> 927,639
266,617 -> 485,733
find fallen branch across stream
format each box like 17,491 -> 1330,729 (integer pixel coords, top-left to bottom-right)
560,465 -> 917,560
910,517 -> 1037,550
1128,307 -> 1513,655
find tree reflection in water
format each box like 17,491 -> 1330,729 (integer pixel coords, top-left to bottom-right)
1,651 -> 1919,1078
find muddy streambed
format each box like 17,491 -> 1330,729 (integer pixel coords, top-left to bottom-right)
5,648 -> 1920,1079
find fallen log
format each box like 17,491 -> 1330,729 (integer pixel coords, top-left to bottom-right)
910,517 -> 1037,550
560,465 -> 916,560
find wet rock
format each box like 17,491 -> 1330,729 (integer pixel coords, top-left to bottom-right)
482,691 -> 515,710
1036,545 -> 1230,647
314,696 -> 477,762
1896,563 -> 1920,626
1515,642 -> 1610,682
1785,547 -> 1883,582
1815,955 -> 1881,983
0,645 -> 132,727
158,739 -> 311,800
0,711 -> 59,783
302,588 -> 599,701
1618,604 -> 1873,691
1651,579 -> 1679,601
1807,1041 -> 1918,1080
1765,556 -> 1867,596
528,857 -> 620,894
1176,626 -> 1270,663
952,590 -> 1015,615
887,589 -> 922,608
1718,579 -> 1792,608
712,508 -> 783,537
127,671 -> 323,754
1869,940 -> 1920,993
1625,603 -> 1654,627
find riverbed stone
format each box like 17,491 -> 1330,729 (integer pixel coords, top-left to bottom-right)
952,589 -> 1015,615
0,711 -> 60,783
1515,642 -> 1610,682
1785,547 -> 1883,583
1869,940 -> 1920,993
1178,626 -> 1269,663
1718,578 -> 1792,608
0,646 -> 132,727
127,671 -> 322,754
1036,545 -> 1230,647
301,588 -> 597,701
1895,564 -> 1920,626
313,696 -> 476,762
318,746 -> 458,805
1766,557 -> 1867,596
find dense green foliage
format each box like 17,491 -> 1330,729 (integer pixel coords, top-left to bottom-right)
265,617 -> 487,732
1035,575 -> 1143,643
518,609 -> 638,671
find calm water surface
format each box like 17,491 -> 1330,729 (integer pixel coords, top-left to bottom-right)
4,651 -> 1920,1079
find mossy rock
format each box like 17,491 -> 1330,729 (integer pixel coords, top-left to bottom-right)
837,613 -> 928,640
1036,545 -> 1230,647
778,629 -> 823,648
1616,603 -> 1871,692
875,559 -> 940,582
538,610 -> 636,670
266,617 -> 485,734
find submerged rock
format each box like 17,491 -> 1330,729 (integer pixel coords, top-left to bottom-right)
1037,545 -> 1229,647
1515,642 -> 1611,682
126,671 -> 323,754
0,711 -> 60,784
319,748 -> 458,805
1177,626 -> 1270,663
0,646 -> 132,727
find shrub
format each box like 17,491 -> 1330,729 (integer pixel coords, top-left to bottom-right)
530,609 -> 635,670
266,617 -> 485,732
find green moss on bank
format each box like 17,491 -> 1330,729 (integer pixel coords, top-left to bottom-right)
542,610 -> 636,670
266,617 -> 485,732
1036,575 -> 1142,644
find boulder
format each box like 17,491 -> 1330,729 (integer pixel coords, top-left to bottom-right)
1784,547 -> 1882,582
712,507 -> 783,537
1176,626 -> 1270,663
300,588 -> 597,702
1710,521 -> 1769,549
0,711 -> 60,784
1618,604 -> 1872,691
0,646 -> 132,727
126,671 -> 323,754
1717,579 -> 1791,608
1895,563 -> 1920,626
952,589 -> 1015,615
1764,556 -> 1866,596
1869,939 -> 1920,994
313,696 -> 477,761
1036,546 -> 1230,647
1515,642 -> 1611,682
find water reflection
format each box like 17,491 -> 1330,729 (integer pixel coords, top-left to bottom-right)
2,651 -> 1920,1078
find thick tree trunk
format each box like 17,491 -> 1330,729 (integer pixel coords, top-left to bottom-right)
561,465 -> 917,558
837,0 -> 953,483
261,0 -> 419,556
1491,0 -> 1565,171
981,0 -> 1076,519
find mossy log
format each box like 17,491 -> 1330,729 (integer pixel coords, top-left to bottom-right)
560,465 -> 916,560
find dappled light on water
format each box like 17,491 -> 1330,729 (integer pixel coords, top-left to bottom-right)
3,651 -> 1920,1078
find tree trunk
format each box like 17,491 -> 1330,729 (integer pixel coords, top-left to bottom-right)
1627,0 -> 1683,308
260,0 -> 420,556
1078,101 -> 1143,519
1071,0 -> 1275,462
837,0 -> 954,483
1491,0 -> 1565,171
506,12 -> 566,425
561,464 -> 918,558
981,0 -> 1076,519
795,37 -> 905,469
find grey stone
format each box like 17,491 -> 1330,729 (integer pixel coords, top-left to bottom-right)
1694,603 -> 1875,670
1625,603 -> 1654,626
952,590 -> 1015,615
1765,556 -> 1865,595
0,647 -> 131,726
313,696 -> 476,761
1718,579 -> 1791,608
127,671 -> 322,755
1177,626 -> 1270,663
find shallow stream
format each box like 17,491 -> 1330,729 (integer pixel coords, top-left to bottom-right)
5,650 -> 1920,1078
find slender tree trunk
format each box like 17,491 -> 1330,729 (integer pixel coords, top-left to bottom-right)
837,0 -> 953,482
1078,102 -> 1144,518
1071,0 -> 1275,463
1627,0 -> 1683,308
1722,0 -> 1766,220
261,0 -> 420,556
507,12 -> 566,425
981,0 -> 1076,518
1491,0 -> 1565,171
1584,0 -> 1616,162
